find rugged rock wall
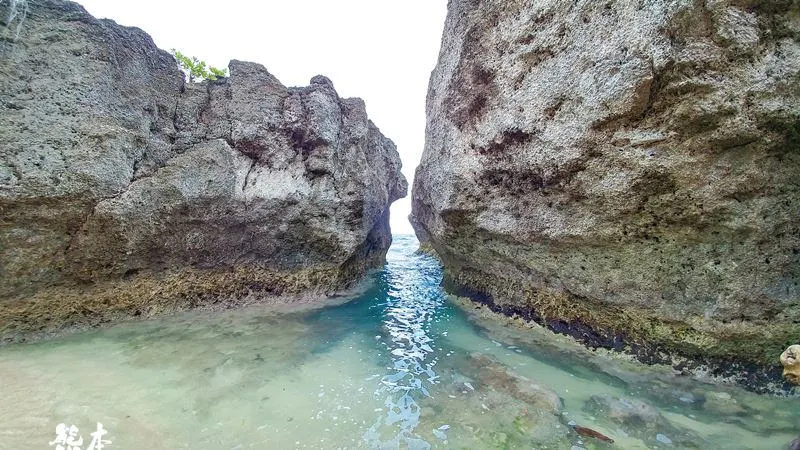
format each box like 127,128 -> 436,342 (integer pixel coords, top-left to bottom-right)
0,0 -> 407,341
413,0 -> 799,384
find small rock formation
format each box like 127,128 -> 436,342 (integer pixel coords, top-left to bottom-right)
0,0 -> 406,341
411,0 -> 800,382
780,345 -> 800,385
468,352 -> 563,413
702,391 -> 746,416
436,354 -> 568,447
583,394 -> 705,446
584,394 -> 663,428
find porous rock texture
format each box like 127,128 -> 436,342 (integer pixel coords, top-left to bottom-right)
412,0 -> 799,386
781,344 -> 800,384
0,0 -> 407,342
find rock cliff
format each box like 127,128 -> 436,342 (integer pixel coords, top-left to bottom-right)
0,0 -> 407,341
412,0 -> 799,385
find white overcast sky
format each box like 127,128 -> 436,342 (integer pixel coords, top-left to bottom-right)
77,0 -> 447,235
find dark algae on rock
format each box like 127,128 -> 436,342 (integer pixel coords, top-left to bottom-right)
411,0 -> 800,390
0,0 -> 407,342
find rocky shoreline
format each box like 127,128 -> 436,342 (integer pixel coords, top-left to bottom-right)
412,0 -> 800,391
441,292 -> 800,446
446,276 -> 794,394
0,0 -> 406,342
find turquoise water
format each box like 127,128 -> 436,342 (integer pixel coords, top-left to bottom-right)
1,235 -> 798,449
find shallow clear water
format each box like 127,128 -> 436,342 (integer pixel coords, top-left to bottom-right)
1,235 -> 798,449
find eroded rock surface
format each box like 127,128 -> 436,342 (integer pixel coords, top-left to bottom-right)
0,0 -> 406,341
412,0 -> 799,382
780,344 -> 800,384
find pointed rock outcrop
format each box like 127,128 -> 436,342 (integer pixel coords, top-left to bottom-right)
0,0 -> 407,341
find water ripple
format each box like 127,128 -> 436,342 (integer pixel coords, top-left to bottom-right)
363,236 -> 448,449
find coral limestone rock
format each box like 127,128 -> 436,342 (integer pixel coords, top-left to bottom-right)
0,0 -> 406,341
780,345 -> 800,385
412,0 -> 800,383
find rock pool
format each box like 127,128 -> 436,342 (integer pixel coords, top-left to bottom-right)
1,235 -> 797,449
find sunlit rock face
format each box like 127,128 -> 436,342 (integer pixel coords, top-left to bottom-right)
0,0 -> 407,341
412,0 -> 799,381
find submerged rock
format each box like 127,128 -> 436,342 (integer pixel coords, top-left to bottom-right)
656,433 -> 673,445
583,394 -> 705,446
431,367 -> 569,447
568,422 -> 614,444
0,0 -> 406,341
468,352 -> 563,413
584,394 -> 662,429
411,0 -> 800,384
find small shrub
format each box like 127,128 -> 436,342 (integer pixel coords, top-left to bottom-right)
171,49 -> 227,82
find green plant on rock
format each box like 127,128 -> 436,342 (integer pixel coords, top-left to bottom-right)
171,49 -> 227,82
